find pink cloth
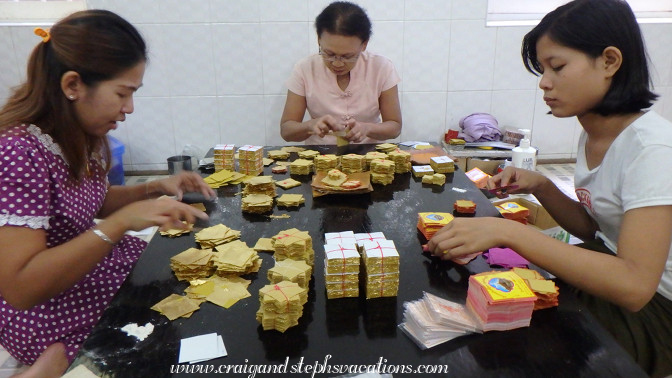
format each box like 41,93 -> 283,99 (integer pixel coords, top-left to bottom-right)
285,51 -> 400,145
483,247 -> 529,268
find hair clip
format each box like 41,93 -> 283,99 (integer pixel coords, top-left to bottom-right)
34,27 -> 51,43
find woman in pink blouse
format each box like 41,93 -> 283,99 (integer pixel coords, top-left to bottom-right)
280,1 -> 402,145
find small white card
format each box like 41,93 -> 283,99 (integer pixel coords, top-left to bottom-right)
178,333 -> 227,364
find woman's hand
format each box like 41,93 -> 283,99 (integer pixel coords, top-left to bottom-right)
108,196 -> 209,232
487,167 -> 548,198
427,217 -> 510,261
149,171 -> 216,201
310,115 -> 345,138
343,118 -> 370,143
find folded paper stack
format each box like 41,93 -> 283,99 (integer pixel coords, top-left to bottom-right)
375,143 -> 397,153
212,240 -> 262,275
362,240 -> 400,299
314,154 -> 339,172
412,165 -> 435,178
370,158 -> 396,185
340,154 -> 365,174
297,149 -> 320,160
454,199 -> 477,214
238,145 -> 264,176
256,281 -> 308,332
321,169 -> 348,187
495,202 -> 529,224
267,149 -> 290,160
275,178 -> 301,189
204,169 -> 248,188
417,212 -> 454,240
325,231 -> 356,246
324,242 -> 361,299
429,156 -> 455,174
465,167 -> 490,189
170,247 -> 215,281
289,158 -> 314,175
159,221 -> 193,237
364,151 -> 388,170
276,193 -> 305,208
151,294 -> 203,320
213,144 -> 235,172
243,176 -> 277,197
466,270 -> 537,331
421,173 -> 446,186
195,224 -> 241,248
241,193 -> 274,214
512,267 -> 559,310
272,228 -> 315,266
354,232 -> 386,251
268,258 -> 312,288
387,149 -> 412,173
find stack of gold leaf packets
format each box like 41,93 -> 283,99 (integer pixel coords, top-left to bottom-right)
388,149 -> 412,173
268,259 -> 312,288
213,144 -> 235,172
243,176 -> 277,197
429,156 -> 455,174
314,154 -> 339,172
256,281 -> 308,332
340,154 -> 365,174
362,240 -> 400,299
289,158 -> 314,175
272,228 -> 315,266
241,193 -> 274,214
195,224 -> 241,248
276,193 -> 305,208
370,158 -> 396,185
170,247 -> 215,281
238,145 -> 264,176
324,242 -> 361,299
212,240 -> 262,275
364,151 -> 388,170
297,149 -> 320,160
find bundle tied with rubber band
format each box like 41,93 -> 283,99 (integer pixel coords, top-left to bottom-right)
362,240 -> 400,299
256,281 -> 308,332
324,242 -> 360,299
271,228 -> 315,266
268,258 -> 312,288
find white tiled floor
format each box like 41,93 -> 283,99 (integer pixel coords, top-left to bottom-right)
0,164 -> 574,376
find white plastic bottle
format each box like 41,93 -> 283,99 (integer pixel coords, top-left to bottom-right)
512,129 -> 537,171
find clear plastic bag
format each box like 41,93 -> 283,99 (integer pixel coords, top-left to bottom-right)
180,144 -> 205,168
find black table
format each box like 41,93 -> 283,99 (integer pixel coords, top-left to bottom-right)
69,144 -> 646,377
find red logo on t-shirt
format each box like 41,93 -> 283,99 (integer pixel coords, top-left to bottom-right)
575,188 -> 594,214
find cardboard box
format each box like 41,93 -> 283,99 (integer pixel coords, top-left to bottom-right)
493,197 -> 571,243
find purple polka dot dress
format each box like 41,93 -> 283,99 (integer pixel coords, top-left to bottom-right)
0,125 -> 147,364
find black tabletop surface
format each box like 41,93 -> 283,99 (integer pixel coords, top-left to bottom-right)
70,144 -> 646,377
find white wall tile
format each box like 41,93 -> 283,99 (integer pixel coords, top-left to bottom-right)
367,21 -> 404,90
212,23 -> 264,95
493,26 -> 538,90
10,26 -> 39,82
123,97 -> 176,166
261,23 -> 310,95
450,0 -> 487,21
401,92 -> 447,143
640,23 -> 672,89
353,0 -> 404,21
209,0 -> 260,23
490,90 -> 536,131
0,27 -> 20,103
264,94 -> 292,146
530,94 -> 578,157
159,0 -> 211,24
402,21 -> 450,92
446,90 -> 492,131
448,20 -> 497,91
404,0 -> 451,21
260,0 -> 308,22
87,0 -> 161,24
135,24 -> 171,98
218,96 -> 266,146
170,97 -> 220,155
162,24 -> 217,96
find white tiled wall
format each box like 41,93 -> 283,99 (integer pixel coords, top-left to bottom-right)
1,0 -> 672,171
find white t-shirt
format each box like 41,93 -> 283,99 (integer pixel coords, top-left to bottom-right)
285,51 -> 400,145
575,111 -> 672,300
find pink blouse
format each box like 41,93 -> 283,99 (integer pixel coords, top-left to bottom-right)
285,51 -> 400,145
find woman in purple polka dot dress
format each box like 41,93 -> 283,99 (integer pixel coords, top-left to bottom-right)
0,10 -> 215,377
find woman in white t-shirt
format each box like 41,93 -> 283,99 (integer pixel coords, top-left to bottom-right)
427,1 -> 672,376
280,1 -> 402,145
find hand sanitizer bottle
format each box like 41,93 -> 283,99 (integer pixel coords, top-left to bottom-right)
512,129 -> 537,171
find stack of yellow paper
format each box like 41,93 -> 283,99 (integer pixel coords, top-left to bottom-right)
253,237 -> 275,252
429,156 -> 455,174
340,154 -> 365,174
370,158 -> 396,185
362,240 -> 400,299
243,176 -> 277,198
364,151 -> 388,170
272,228 -> 315,266
238,145 -> 264,176
375,143 -> 398,153
194,224 -> 241,248
388,149 -> 412,173
256,281 -> 308,332
314,154 -> 339,172
212,240 -> 262,275
289,158 -> 314,175
268,258 -> 312,288
421,173 -> 446,186
267,149 -> 290,160
417,212 -> 454,240
159,221 -> 193,238
412,165 -> 435,178
170,247 -> 215,281
324,242 -> 360,299
203,169 -> 248,189
320,169 -> 348,187
241,193 -> 274,214
275,178 -> 302,189
151,294 -> 203,320
298,149 -> 320,160
276,193 -> 305,208
213,144 -> 235,171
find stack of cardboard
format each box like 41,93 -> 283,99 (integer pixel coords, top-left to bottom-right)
340,154 -> 365,174
238,145 -> 264,176
324,242 -> 361,299
267,258 -> 312,288
370,159 -> 396,185
466,270 -> 537,331
362,240 -> 400,299
170,248 -> 215,281
272,228 -> 315,266
195,224 -> 241,248
256,281 -> 308,332
388,149 -> 412,173
417,212 -> 454,239
213,144 -> 235,172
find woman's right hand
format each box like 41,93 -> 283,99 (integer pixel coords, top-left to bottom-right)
108,197 -> 208,232
487,167 -> 548,198
309,115 -> 344,138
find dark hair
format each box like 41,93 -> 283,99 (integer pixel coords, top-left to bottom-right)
522,0 -> 657,115
0,9 -> 147,180
315,1 -> 372,42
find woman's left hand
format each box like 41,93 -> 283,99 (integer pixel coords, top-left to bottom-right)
343,119 -> 370,143
149,171 -> 216,201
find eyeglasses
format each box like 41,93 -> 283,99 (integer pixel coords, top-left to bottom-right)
319,47 -> 360,63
